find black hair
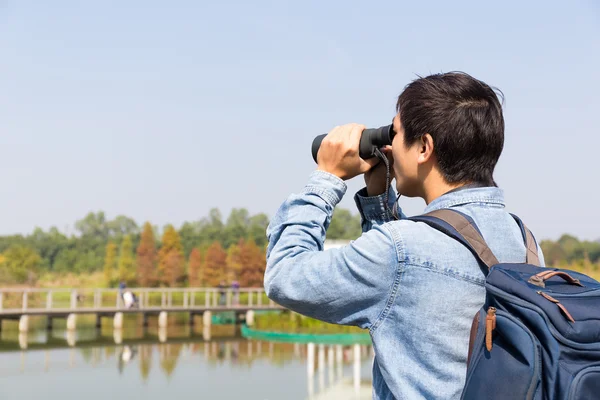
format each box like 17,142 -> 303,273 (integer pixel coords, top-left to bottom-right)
397,72 -> 505,186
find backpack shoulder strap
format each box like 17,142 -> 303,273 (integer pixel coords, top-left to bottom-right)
510,213 -> 541,267
409,209 -> 499,276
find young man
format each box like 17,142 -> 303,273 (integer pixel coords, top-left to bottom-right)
264,72 -> 544,399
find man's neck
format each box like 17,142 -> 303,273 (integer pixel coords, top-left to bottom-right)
421,173 -> 471,205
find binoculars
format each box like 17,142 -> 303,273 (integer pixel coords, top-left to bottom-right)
311,124 -> 395,163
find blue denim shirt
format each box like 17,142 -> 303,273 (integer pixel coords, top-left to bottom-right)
264,170 -> 545,399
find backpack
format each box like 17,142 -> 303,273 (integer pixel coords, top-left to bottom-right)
410,209 -> 600,400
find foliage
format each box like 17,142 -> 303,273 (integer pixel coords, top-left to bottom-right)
157,225 -> 185,287
136,222 -> 157,287
1,245 -> 42,284
103,242 -> 117,287
204,242 -> 227,287
117,235 -> 136,284
188,248 -> 204,286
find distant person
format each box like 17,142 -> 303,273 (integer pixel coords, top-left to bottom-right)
218,281 -> 227,305
231,280 -> 240,305
264,72 -> 546,399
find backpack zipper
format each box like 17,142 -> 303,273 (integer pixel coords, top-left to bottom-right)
537,291 -> 575,323
486,307 -> 497,351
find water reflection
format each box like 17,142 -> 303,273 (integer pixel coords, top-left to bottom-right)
0,326 -> 373,399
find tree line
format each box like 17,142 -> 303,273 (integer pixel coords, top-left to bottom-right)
2,207 -> 595,287
0,208 -> 362,287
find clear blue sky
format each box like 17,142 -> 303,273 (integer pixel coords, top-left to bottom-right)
1,0 -> 599,241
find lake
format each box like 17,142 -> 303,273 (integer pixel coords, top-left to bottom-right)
0,324 -> 374,400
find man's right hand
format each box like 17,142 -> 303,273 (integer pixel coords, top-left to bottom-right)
364,146 -> 394,196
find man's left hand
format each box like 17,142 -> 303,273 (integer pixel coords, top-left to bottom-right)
316,123 -> 379,180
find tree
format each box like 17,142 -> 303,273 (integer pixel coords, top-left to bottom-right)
136,222 -> 157,287
248,213 -> 269,248
188,248 -> 204,287
2,245 -> 42,284
238,240 -> 266,287
327,208 -> 362,240
226,241 -> 243,281
204,241 -> 227,287
158,225 -> 185,287
118,235 -> 136,284
223,208 -> 249,248
103,242 -> 118,286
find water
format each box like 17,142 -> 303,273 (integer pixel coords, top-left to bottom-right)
0,325 -> 373,400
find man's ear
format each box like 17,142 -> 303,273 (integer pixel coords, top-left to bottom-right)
417,133 -> 435,164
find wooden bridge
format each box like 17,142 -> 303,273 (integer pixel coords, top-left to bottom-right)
0,287 -> 282,332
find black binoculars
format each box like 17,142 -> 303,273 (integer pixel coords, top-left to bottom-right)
311,124 -> 395,163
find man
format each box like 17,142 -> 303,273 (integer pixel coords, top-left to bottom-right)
264,72 -> 545,399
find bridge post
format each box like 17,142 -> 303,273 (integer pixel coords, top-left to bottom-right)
205,290 -> 210,307
46,291 -> 53,309
66,314 -> 76,331
248,290 -> 253,307
18,315 -> 29,333
245,310 -> 255,327
114,312 -> 123,329
158,311 -> 167,328
257,290 -> 263,306
184,291 -> 188,308
22,291 -> 28,311
143,313 -> 149,327
202,310 -> 212,328
161,292 -> 166,308
46,316 -> 53,331
70,290 -> 77,309
96,314 -> 102,329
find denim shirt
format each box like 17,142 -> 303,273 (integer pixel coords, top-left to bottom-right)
264,171 -> 545,399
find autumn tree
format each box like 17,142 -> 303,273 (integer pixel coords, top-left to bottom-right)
188,248 -> 204,287
238,239 -> 266,287
103,242 -> 118,287
136,222 -> 157,287
204,241 -> 227,287
118,235 -> 136,284
226,240 -> 244,281
158,225 -> 185,287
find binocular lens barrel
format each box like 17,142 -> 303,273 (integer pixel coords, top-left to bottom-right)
311,124 -> 395,163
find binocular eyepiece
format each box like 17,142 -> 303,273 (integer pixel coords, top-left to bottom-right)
311,124 -> 395,163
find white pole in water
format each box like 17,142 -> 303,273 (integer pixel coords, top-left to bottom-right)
354,343 -> 361,396
113,312 -> 124,329
66,314 -> 77,331
318,344 -> 325,392
336,345 -> 343,381
18,316 -> 29,333
328,346 -> 335,387
307,343 -> 315,398
158,311 -> 168,328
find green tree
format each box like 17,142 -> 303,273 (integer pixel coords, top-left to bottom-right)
2,245 -> 42,284
223,208 -> 249,248
103,242 -> 118,286
248,213 -> 269,248
136,222 -> 157,287
118,235 -> 136,284
158,225 -> 185,286
327,208 -> 362,240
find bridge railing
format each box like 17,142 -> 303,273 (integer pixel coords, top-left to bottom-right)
0,287 -> 277,312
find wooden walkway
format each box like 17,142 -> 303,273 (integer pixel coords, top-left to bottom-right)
0,287 -> 282,330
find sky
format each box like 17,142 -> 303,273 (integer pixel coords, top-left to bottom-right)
0,0 -> 599,241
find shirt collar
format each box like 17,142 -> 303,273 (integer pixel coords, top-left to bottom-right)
423,186 -> 505,214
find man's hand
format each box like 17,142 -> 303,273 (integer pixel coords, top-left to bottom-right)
364,145 -> 393,196
317,123 -> 379,180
